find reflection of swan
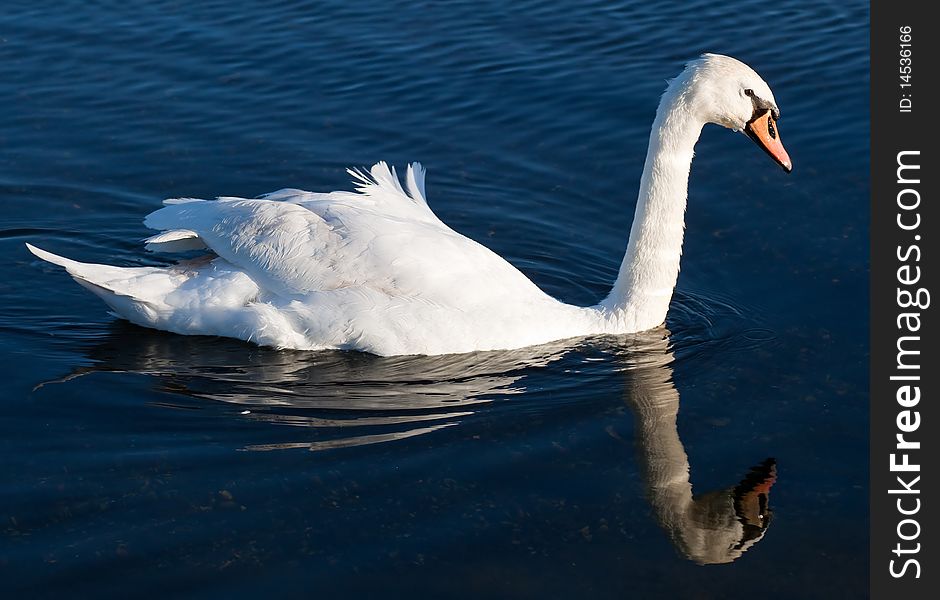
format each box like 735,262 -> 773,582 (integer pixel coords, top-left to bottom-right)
48,322 -> 776,563
27,54 -> 791,356
621,332 -> 776,564
45,321 -> 572,450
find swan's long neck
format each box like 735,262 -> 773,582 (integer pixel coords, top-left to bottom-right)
601,78 -> 705,330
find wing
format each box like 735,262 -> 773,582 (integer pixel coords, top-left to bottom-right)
143,162 -> 549,307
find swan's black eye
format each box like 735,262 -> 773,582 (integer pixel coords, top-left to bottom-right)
744,88 -> 754,97
767,118 -> 776,140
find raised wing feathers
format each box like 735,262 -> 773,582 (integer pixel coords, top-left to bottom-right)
143,162 -> 545,306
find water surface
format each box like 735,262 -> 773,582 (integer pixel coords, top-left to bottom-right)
1,1 -> 868,597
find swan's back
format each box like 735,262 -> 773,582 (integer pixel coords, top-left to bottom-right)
30,162 -> 594,355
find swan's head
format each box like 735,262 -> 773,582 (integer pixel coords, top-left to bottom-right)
676,53 -> 792,173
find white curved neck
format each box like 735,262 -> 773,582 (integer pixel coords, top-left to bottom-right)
600,79 -> 705,329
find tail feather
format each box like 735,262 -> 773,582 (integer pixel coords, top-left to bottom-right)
25,243 -> 209,332
27,243 -> 264,339
26,243 -> 134,295
25,243 -> 170,319
26,242 -> 81,270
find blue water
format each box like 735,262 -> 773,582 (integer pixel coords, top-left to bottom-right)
1,1 -> 868,597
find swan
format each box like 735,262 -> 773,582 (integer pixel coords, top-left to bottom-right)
27,54 -> 791,356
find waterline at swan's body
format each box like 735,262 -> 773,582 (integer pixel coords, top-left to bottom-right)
27,54 -> 791,356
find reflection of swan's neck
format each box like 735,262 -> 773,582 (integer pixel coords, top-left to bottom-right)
601,76 -> 704,330
626,341 -> 774,565
629,365 -> 694,531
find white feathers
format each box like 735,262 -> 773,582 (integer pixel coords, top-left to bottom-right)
348,161 -> 427,207
345,161 -> 435,221
405,162 -> 428,207
27,55 -> 784,355
27,243 -> 86,273
27,153 -> 686,354
144,229 -> 207,252
31,163 -> 596,354
162,197 -> 203,205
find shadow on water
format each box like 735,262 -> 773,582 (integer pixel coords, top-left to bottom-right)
42,320 -> 777,565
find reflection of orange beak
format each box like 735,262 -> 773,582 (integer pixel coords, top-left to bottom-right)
745,110 -> 792,173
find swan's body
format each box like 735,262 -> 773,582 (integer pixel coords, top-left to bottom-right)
28,54 -> 791,356
29,171 -> 600,355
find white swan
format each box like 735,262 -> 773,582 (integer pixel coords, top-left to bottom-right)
27,54 -> 791,356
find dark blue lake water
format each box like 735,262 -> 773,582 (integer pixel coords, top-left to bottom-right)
1,1 -> 869,597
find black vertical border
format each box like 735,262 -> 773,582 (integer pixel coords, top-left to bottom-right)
871,1 -> 936,597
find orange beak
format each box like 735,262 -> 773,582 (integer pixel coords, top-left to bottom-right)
745,110 -> 792,173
